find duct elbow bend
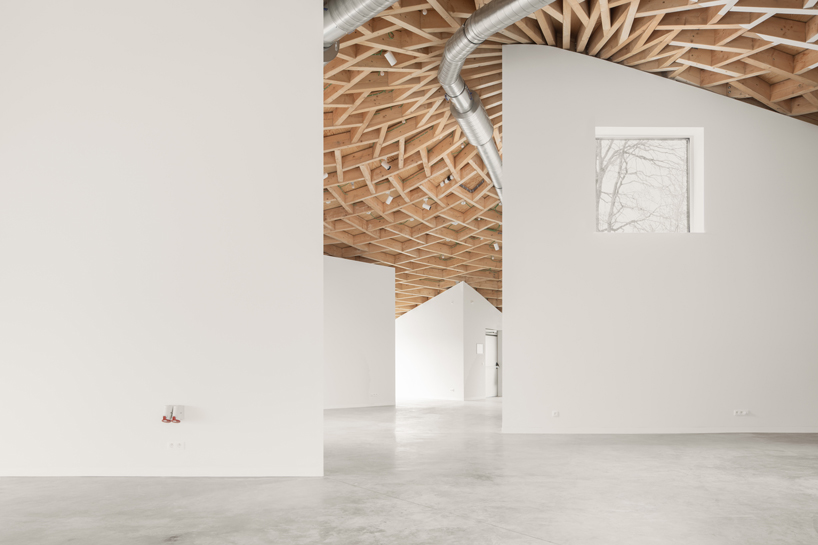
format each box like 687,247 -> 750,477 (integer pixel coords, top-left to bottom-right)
438,25 -> 477,88
439,0 -> 562,204
323,0 -> 401,64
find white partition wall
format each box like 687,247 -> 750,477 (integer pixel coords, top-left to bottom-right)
503,46 -> 818,434
396,283 -> 502,400
396,284 -> 465,400
0,2 -> 323,476
324,257 -> 395,409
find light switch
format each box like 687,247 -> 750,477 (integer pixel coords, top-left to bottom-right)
477,344 -> 484,354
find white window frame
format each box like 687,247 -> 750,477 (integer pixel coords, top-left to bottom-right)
595,127 -> 705,233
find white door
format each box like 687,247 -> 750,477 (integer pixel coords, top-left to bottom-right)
485,334 -> 499,397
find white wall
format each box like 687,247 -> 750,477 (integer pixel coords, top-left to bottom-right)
463,284 -> 503,400
324,257 -> 395,409
503,46 -> 818,433
396,282 -> 502,400
396,284 -> 464,400
0,2 -> 323,475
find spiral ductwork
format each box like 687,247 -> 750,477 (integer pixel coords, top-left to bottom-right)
324,0 -> 397,65
439,0 -> 557,202
450,94 -> 494,148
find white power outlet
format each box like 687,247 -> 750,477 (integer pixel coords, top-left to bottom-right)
167,441 -> 186,450
552,411 -> 560,417
733,410 -> 748,416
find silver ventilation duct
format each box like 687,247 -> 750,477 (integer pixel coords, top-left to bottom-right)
439,0 -> 557,202
324,0 -> 397,65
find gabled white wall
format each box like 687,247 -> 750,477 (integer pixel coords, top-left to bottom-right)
324,257 -> 395,409
396,283 -> 502,400
463,284 -> 503,400
503,46 -> 818,433
0,2 -> 323,476
396,284 -> 465,400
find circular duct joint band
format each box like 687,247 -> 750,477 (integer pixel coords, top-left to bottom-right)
462,19 -> 485,47
324,42 -> 340,64
445,79 -> 468,102
450,93 -> 494,147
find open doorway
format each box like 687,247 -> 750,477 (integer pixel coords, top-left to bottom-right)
485,329 -> 501,398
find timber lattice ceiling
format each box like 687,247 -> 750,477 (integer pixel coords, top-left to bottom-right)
323,0 -> 818,318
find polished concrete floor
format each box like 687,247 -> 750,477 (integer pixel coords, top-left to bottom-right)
2,399 -> 818,544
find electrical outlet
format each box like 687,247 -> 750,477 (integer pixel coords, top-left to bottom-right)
733,410 -> 748,416
552,411 -> 560,417
167,441 -> 186,450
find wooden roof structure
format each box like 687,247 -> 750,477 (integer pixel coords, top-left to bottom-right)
323,0 -> 818,318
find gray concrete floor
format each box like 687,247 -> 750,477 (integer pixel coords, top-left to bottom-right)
2,399 -> 817,544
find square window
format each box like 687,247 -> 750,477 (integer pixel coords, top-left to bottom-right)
595,128 -> 704,233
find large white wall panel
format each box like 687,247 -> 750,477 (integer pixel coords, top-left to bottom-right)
397,283 -> 502,400
503,46 -> 818,433
324,257 -> 395,409
396,284 -> 464,400
0,1 -> 323,475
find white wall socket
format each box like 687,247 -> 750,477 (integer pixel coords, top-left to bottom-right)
552,411 -> 560,417
733,410 -> 748,416
167,441 -> 186,450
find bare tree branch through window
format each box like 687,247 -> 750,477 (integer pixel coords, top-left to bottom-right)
596,138 -> 690,233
